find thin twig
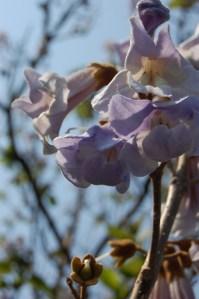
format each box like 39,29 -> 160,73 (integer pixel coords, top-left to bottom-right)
66,278 -> 80,299
7,108 -> 71,262
4,0 -> 88,264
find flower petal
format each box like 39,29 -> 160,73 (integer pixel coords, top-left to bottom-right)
120,136 -> 157,176
109,94 -> 153,137
92,70 -> 133,113
142,124 -> 193,161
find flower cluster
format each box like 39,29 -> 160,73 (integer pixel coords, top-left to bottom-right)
12,1 -> 199,297
54,0 -> 199,193
13,0 -> 199,194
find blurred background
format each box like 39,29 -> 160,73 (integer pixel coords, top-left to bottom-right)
0,0 -> 198,298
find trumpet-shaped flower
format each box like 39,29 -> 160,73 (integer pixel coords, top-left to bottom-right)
93,0 -> 199,114
92,0 -> 199,172
12,64 -> 117,153
54,126 -> 131,193
53,124 -> 160,192
110,0 -> 169,65
109,94 -> 199,161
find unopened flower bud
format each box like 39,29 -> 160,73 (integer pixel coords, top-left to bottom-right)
70,254 -> 103,286
89,63 -> 117,90
109,239 -> 139,267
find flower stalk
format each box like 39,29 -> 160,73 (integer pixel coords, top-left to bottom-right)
80,286 -> 87,299
130,155 -> 187,299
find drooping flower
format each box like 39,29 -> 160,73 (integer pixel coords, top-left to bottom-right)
109,94 -> 199,162
12,64 -> 117,153
53,125 -> 132,193
53,123 -> 160,192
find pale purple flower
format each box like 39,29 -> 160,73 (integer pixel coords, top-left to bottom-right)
172,157 -> 199,238
92,0 -> 199,171
169,277 -> 195,299
12,69 -> 69,153
53,125 -> 131,193
106,0 -> 169,67
149,275 -> 171,299
93,1 -> 199,114
12,64 -> 117,153
150,274 -> 196,299
179,24 -> 199,70
99,92 -> 199,168
125,17 -> 199,102
53,123 -> 160,192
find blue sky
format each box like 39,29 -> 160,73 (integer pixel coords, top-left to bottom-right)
0,0 -> 131,73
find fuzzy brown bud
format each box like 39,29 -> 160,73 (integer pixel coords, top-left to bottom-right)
90,63 -> 117,90
70,254 -> 103,286
109,239 -> 138,267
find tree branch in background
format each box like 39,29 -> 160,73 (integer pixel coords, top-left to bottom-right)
3,0 -> 91,266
